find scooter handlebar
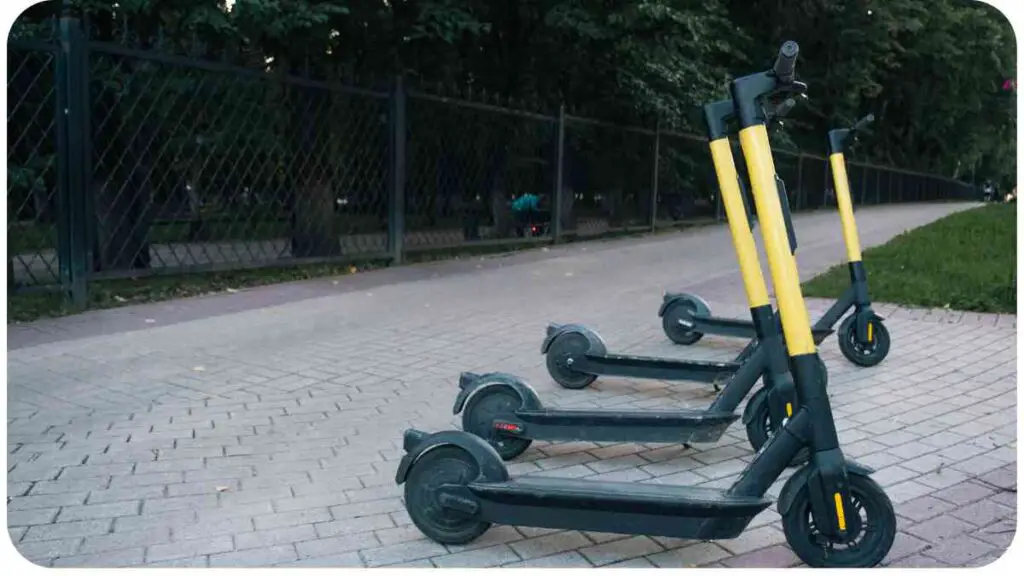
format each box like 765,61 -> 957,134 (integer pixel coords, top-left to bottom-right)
851,114 -> 875,133
772,41 -> 800,84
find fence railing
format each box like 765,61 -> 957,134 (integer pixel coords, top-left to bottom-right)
7,16 -> 981,307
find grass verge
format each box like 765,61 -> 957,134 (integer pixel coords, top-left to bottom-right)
802,204 -> 1016,313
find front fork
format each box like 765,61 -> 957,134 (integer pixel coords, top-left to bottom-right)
849,261 -> 878,345
792,354 -> 853,539
753,306 -> 797,426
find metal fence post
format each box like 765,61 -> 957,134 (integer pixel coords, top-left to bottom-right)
650,121 -> 660,232
387,75 -> 407,264
57,12 -> 88,309
551,104 -> 566,243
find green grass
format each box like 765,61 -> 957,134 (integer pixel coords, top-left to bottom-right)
803,204 -> 1017,313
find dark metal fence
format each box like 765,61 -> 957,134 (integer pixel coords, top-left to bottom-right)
7,16 -> 981,307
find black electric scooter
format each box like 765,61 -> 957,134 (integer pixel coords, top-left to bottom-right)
453,97 -> 815,463
540,107 -> 830,391
823,115 -> 891,366
396,43 -> 897,568
659,119 -> 890,368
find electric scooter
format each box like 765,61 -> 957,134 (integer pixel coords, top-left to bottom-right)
824,115 -> 890,366
659,116 -> 891,368
540,110 -> 829,391
395,42 -> 897,568
453,97 -> 815,464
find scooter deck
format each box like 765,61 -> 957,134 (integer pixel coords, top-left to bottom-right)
580,353 -> 740,383
686,316 -> 834,343
500,408 -> 738,444
463,476 -> 771,539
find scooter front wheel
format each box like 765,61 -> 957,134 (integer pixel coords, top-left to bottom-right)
838,315 -> 890,367
782,473 -> 896,567
461,387 -> 533,461
404,446 -> 492,545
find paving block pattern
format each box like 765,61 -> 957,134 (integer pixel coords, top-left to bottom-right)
7,203 -> 1016,567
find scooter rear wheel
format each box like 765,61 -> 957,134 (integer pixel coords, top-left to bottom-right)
661,299 -> 705,345
838,315 -> 890,367
404,446 -> 492,545
545,332 -> 599,389
782,473 -> 896,567
462,387 -> 533,460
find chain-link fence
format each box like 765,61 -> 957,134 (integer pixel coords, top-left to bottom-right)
7,17 -> 981,306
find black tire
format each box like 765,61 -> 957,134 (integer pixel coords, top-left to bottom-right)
837,315 -> 890,367
461,387 -> 532,461
744,387 -> 810,467
782,473 -> 897,567
545,332 -> 599,390
661,299 -> 705,345
403,446 -> 492,545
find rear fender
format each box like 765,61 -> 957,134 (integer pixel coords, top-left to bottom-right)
452,372 -> 542,415
395,429 -> 509,485
658,292 -> 712,318
540,323 -> 607,355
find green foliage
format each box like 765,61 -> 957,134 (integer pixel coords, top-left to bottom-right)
803,204 -> 1017,313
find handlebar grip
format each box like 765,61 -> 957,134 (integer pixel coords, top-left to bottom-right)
772,41 -> 800,84
852,114 -> 875,133
772,98 -> 798,118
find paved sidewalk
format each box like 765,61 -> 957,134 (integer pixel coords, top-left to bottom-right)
6,203 -> 1016,568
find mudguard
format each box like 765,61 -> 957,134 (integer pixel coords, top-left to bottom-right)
395,429 -> 509,485
658,292 -> 712,319
776,459 -> 876,516
540,323 -> 608,355
452,371 -> 543,415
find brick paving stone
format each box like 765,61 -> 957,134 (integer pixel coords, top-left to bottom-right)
7,508 -> 60,527
13,537 -> 84,561
23,519 -> 113,542
145,534 -> 234,562
721,544 -> 801,568
235,524 -> 316,550
923,536 -> 998,565
906,514 -> 978,543
79,526 -> 172,554
601,557 -> 657,568
210,544 -> 299,567
888,553 -> 950,567
432,544 -> 521,568
51,547 -> 146,567
896,495 -> 957,522
883,531 -> 932,563
647,542 -> 731,567
950,499 -> 1015,527
716,526 -> 788,556
294,532 -> 380,560
58,500 -> 141,522
932,481 -> 997,506
510,531 -> 593,560
501,551 -> 594,568
359,539 -> 448,567
277,552 -> 364,567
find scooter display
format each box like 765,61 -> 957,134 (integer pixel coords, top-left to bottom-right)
395,42 -> 897,568
659,113 -> 891,368
453,97 -> 814,463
